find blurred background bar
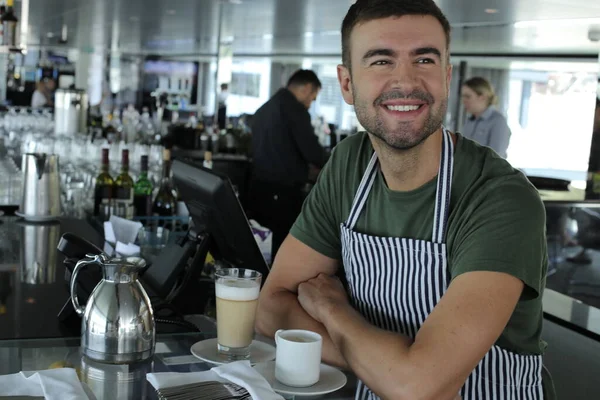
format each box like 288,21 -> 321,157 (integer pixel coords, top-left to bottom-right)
0,0 -> 598,398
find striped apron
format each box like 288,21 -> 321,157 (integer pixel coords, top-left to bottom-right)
340,128 -> 544,400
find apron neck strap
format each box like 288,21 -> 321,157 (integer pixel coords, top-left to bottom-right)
431,127 -> 455,244
347,152 -> 379,230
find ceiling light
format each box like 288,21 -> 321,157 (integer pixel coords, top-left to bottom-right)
166,9 -> 176,15
60,23 -> 68,43
304,32 -> 314,38
262,34 -> 273,40
46,32 -> 54,38
515,17 -> 600,28
229,0 -> 243,4
485,9 -> 499,14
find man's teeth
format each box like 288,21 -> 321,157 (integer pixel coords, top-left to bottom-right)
386,105 -> 421,112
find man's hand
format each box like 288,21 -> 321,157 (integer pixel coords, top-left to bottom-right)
297,274 -> 351,323
255,237 -> 348,369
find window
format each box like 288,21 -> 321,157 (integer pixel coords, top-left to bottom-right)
231,72 -> 261,98
506,68 -> 597,187
226,59 -> 271,116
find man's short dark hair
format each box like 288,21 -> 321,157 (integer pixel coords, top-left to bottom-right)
286,69 -> 322,90
341,0 -> 451,68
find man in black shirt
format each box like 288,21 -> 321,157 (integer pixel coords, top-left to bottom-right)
250,69 -> 327,259
217,83 -> 229,130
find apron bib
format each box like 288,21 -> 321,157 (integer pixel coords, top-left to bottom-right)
340,128 -> 543,400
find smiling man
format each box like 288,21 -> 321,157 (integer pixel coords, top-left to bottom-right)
255,1 -> 551,399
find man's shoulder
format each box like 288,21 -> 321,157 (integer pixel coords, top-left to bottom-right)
252,93 -> 283,128
456,134 -> 512,171
480,168 -> 542,214
454,135 -> 542,213
270,88 -> 296,109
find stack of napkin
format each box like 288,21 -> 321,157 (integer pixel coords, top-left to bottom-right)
0,368 -> 91,399
147,361 -> 284,400
103,215 -> 142,256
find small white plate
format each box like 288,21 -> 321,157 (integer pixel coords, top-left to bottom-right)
253,361 -> 348,396
190,338 -> 276,366
15,211 -> 60,222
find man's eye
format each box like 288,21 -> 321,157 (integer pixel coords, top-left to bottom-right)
371,60 -> 390,66
417,58 -> 435,64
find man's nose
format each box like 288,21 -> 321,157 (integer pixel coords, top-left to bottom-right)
388,62 -> 419,91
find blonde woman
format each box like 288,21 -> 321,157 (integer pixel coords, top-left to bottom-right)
461,77 -> 511,158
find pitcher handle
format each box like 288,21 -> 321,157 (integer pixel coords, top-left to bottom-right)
70,253 -> 103,316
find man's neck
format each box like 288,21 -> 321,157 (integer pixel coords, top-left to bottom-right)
286,87 -> 303,106
369,129 -> 444,192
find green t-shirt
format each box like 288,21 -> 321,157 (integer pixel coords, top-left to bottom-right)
291,132 -> 548,355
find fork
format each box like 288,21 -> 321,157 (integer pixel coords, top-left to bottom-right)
156,380 -> 252,400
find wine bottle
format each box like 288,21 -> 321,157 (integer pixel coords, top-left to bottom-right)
113,149 -> 135,219
1,0 -> 18,47
94,148 -> 114,219
134,155 -> 153,217
152,149 -> 177,219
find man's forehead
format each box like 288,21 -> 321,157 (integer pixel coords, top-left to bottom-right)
349,15 -> 447,49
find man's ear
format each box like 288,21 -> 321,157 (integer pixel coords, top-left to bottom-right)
337,64 -> 354,105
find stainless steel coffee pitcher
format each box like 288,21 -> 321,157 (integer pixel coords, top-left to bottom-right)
20,153 -> 61,219
70,253 -> 155,364
80,355 -> 153,400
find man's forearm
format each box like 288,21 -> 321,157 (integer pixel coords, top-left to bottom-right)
256,290 -> 348,368
325,306 -> 463,400
326,305 -> 409,398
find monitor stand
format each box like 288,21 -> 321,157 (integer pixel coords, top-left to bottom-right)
158,230 -> 216,316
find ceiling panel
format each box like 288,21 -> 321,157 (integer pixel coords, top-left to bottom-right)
21,0 -> 600,56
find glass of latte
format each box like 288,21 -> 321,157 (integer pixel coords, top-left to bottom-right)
215,268 -> 262,360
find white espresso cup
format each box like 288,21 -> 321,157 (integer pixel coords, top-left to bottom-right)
274,329 -> 323,387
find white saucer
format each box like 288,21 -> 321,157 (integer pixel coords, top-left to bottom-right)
253,361 -> 348,396
190,338 -> 276,366
15,211 -> 60,222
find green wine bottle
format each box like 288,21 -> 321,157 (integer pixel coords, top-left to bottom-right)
113,149 -> 135,219
134,155 -> 154,217
152,149 -> 177,223
93,148 -> 114,219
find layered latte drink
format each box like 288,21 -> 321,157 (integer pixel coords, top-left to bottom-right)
215,268 -> 262,360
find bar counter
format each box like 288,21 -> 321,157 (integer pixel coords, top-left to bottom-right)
1,209 -> 600,398
0,214 -> 356,398
0,320 -> 358,399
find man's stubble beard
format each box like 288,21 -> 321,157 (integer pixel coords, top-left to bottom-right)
352,81 -> 448,151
